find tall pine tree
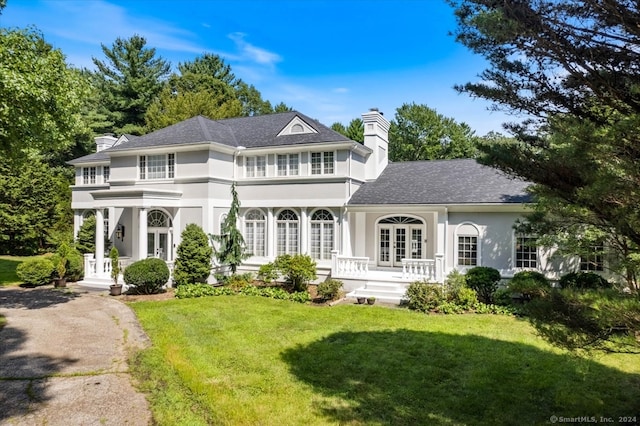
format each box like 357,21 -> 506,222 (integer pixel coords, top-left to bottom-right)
210,183 -> 248,274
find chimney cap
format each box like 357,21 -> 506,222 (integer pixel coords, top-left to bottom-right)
369,107 -> 379,112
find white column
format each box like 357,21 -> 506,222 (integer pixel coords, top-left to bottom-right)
300,208 -> 308,255
95,208 -> 105,275
73,210 -> 83,241
267,208 -> 274,259
436,208 -> 448,276
139,208 -> 148,259
340,208 -> 351,256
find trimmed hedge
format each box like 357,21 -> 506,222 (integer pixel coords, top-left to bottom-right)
123,258 -> 170,294
17,258 -> 54,286
465,266 -> 501,303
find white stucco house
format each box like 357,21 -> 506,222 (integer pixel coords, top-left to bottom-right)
69,109 -> 591,301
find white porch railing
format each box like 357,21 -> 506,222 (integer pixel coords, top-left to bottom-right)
401,258 -> 436,281
331,251 -> 369,278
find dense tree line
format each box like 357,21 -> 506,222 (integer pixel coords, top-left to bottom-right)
450,0 -> 640,350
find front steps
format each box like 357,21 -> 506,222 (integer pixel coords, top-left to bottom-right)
346,281 -> 408,304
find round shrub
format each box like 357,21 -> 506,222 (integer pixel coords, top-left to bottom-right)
465,266 -> 501,304
16,258 -> 54,286
123,258 -> 170,294
51,248 -> 84,282
453,286 -> 478,310
405,281 -> 444,312
508,270 -> 551,301
317,279 -> 344,301
559,272 -> 611,290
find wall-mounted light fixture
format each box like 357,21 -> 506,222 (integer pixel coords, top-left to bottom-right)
115,224 -> 125,241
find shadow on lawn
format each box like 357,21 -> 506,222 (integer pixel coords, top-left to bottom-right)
281,330 -> 640,425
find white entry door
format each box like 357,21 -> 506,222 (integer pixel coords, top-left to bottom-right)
147,230 -> 169,260
378,225 -> 423,267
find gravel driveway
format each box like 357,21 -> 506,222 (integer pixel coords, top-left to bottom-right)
0,284 -> 152,425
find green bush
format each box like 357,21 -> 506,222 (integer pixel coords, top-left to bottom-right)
465,266 -> 501,304
257,263 -> 278,284
317,279 -> 344,301
175,283 -> 235,299
173,224 -> 213,287
443,270 -> 467,298
16,258 -> 54,286
453,286 -> 478,310
123,258 -> 170,294
66,249 -> 84,281
226,273 -> 254,290
271,254 -> 317,292
405,281 -> 445,312
493,288 -> 514,306
559,271 -> 612,290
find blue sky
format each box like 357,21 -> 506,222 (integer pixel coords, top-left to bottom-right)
1,0 -> 517,134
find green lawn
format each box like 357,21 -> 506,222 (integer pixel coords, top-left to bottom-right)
0,255 -> 40,286
130,296 -> 640,425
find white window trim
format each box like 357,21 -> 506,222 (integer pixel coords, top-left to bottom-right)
579,243 -> 605,272
82,166 -> 97,185
277,153 -> 300,177
454,222 -> 481,269
512,232 -> 539,270
310,151 -> 336,175
138,153 -> 175,181
244,209 -> 267,257
276,208 -> 300,255
309,208 -> 336,260
245,155 -> 267,178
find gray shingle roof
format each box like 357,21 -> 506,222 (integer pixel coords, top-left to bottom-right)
348,159 -> 532,205
68,112 -> 353,164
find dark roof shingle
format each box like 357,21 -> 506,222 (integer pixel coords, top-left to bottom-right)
348,159 -> 532,205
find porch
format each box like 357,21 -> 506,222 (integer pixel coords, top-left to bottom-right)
330,251 -> 445,304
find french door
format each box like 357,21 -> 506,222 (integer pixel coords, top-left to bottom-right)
378,225 -> 423,267
147,229 -> 169,260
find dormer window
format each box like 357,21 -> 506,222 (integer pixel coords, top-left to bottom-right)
139,153 -> 175,180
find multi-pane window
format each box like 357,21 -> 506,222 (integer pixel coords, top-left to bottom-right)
103,166 -> 110,183
458,236 -> 478,266
246,156 -> 266,177
277,209 -> 299,255
82,167 -> 97,184
245,210 -> 266,257
580,243 -> 604,271
310,209 -> 334,260
515,235 -> 537,268
277,154 -> 299,176
139,154 -> 175,180
311,152 -> 334,175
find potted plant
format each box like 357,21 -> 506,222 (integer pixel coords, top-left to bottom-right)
109,247 -> 123,296
367,296 -> 376,305
356,296 -> 366,304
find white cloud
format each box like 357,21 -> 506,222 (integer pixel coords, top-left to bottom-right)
228,32 -> 282,66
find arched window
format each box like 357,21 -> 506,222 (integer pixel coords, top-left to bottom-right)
245,210 -> 266,257
456,223 -> 480,267
310,209 -> 334,260
277,209 -> 299,255
148,210 -> 170,228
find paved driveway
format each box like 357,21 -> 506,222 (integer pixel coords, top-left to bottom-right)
0,285 -> 152,425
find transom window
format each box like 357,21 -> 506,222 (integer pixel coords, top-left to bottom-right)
379,216 -> 423,224
277,154 -> 299,176
310,209 -> 334,260
139,154 -> 175,180
148,210 -> 170,227
515,235 -> 537,268
82,167 -> 96,184
246,156 -> 266,177
245,209 -> 266,257
277,209 -> 299,255
311,152 -> 334,175
580,243 -> 604,271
